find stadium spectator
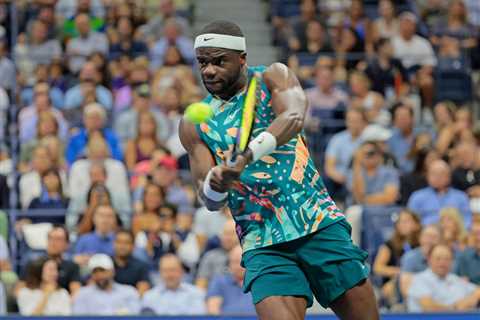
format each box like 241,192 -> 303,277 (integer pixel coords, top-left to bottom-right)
433,101 -> 456,136
284,0 -> 317,53
399,148 -> 440,205
392,12 -> 436,107
324,108 -> 367,201
429,0 -> 477,50
66,102 -> 122,165
66,13 -> 108,74
132,182 -> 164,234
109,17 -> 148,59
18,82 -> 68,144
407,160 -> 471,225
134,202 -> 177,271
125,111 -> 165,171
388,102 -> 420,173
73,254 -> 140,315
56,0 -> 105,21
206,245 -> 255,315
347,141 -> 400,207
365,38 -> 407,100
67,135 -> 130,223
372,0 -> 400,41
373,210 -> 421,304
14,20 -> 62,82
407,244 -> 480,312
401,224 -> 441,273
304,56 -> 348,135
451,141 -> 480,197
374,210 -> 421,282
19,111 -> 63,171
64,62 -> 113,115
436,107 -> 474,157
19,64 -> 64,109
0,40 -> 15,91
141,254 -> 206,315
149,18 -> 194,70
73,205 -> 118,266
344,0 -> 371,44
346,141 -> 400,244
193,206 -> 231,253
113,229 -> 150,296
133,155 -> 190,211
439,207 -> 468,252
455,222 -> 480,284
334,26 -> 365,72
139,0 -> 190,47
350,71 -> 388,125
74,181 -> 112,235
19,146 -> 54,209
17,257 -> 71,315
114,83 -> 170,145
196,220 -> 238,290
28,169 -> 68,210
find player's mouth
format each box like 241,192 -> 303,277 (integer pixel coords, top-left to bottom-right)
204,80 -> 222,90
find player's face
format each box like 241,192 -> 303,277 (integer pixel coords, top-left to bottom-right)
196,47 -> 246,98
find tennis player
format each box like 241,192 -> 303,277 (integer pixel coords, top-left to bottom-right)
179,20 -> 379,320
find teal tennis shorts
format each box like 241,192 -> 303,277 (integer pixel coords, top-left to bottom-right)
241,219 -> 369,308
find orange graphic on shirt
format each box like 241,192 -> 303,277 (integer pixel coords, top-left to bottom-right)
290,138 -> 310,184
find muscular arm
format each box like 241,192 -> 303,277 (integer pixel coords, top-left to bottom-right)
179,118 -> 226,210
263,63 -> 308,146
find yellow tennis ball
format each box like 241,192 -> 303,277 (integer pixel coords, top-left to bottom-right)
184,102 -> 214,124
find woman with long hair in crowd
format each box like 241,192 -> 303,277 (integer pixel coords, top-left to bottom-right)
17,257 -> 71,315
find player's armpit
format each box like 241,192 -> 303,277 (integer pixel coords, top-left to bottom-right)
263,63 -> 308,146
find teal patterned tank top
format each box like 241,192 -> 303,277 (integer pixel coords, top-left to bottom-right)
196,65 -> 345,252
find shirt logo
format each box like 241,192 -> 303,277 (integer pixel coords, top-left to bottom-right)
204,37 -> 214,41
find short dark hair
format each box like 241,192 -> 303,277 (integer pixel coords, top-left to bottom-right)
48,224 -> 70,243
116,229 -> 134,242
198,20 -> 244,37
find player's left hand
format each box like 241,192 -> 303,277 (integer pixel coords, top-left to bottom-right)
219,150 -> 252,187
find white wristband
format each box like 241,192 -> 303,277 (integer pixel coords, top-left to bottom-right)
248,131 -> 277,162
203,169 -> 228,202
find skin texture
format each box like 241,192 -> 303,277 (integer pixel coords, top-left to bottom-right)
179,44 -> 379,320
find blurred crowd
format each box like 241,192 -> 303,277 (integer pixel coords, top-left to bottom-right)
0,0 -> 479,316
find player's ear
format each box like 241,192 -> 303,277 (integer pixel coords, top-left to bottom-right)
239,52 -> 247,66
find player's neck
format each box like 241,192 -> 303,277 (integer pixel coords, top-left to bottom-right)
217,67 -> 248,101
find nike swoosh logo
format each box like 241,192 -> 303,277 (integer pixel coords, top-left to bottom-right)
204,37 -> 214,41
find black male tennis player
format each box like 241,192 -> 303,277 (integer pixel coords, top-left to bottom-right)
179,20 -> 379,320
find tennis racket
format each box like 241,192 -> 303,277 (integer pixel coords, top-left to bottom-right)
227,74 -> 258,167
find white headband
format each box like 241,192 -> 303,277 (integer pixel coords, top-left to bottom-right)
194,33 -> 246,51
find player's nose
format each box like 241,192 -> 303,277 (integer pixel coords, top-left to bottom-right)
202,63 -> 217,78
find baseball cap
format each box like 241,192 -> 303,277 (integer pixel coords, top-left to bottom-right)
88,254 -> 114,272
135,83 -> 151,97
361,124 -> 392,142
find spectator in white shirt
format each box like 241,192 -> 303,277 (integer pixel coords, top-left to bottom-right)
407,244 -> 480,312
392,12 -> 436,107
73,254 -> 140,315
66,13 -> 108,74
17,257 -> 71,315
142,254 -> 206,315
19,145 -> 52,209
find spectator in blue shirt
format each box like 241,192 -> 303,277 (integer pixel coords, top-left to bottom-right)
64,62 -> 113,113
74,205 -> 118,268
207,245 -> 255,315
454,222 -> 480,285
346,141 -> 400,244
407,159 -> 471,225
65,102 -> 123,166
73,254 -> 140,315
407,244 -> 480,312
324,108 -> 367,201
28,168 -> 68,210
401,224 -> 441,273
387,102 -> 420,174
149,18 -> 195,70
141,254 -> 206,315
